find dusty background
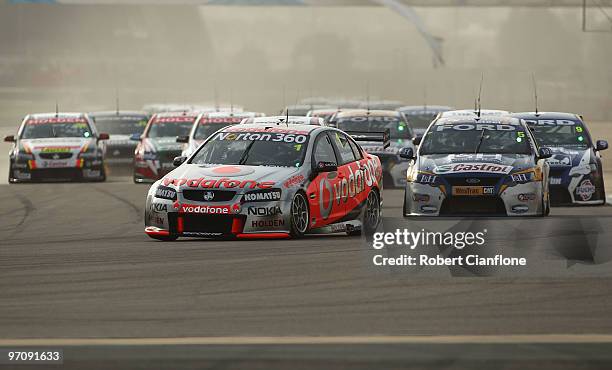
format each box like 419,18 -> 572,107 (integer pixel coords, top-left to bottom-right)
0,4 -> 611,123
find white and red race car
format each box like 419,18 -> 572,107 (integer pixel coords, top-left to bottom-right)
6,112 -> 109,182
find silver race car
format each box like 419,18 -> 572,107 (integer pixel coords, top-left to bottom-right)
402,115 -> 552,216
144,123 -> 384,240
5,113 -> 109,182
512,112 -> 608,205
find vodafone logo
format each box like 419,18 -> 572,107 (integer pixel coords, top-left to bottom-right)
180,204 -> 231,214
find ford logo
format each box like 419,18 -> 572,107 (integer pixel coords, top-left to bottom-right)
466,178 -> 480,184
203,192 -> 215,201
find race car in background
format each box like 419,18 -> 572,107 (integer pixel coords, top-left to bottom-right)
144,123 -> 384,241
402,115 -> 552,216
89,111 -> 149,165
511,112 -> 608,205
5,113 -> 109,182
178,111 -> 263,158
397,105 -> 454,139
330,109 -> 415,188
133,111 -> 198,183
241,116 -> 325,126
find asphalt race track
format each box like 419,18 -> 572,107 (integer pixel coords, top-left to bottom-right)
1,171 -> 612,369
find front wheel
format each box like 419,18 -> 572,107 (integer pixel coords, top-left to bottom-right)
290,192 -> 310,238
363,190 -> 381,235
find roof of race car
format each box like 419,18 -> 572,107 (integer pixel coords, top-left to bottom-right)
433,115 -> 522,126
510,112 -> 582,121
26,112 -> 86,120
153,111 -> 199,119
89,111 -> 148,117
398,105 -> 454,114
439,109 -> 510,118
203,111 -> 260,119
334,109 -> 401,118
242,116 -> 324,125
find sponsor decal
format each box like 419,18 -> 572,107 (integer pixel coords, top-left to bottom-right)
251,219 -> 285,228
40,147 -> 75,153
434,163 -> 513,175
550,177 -> 562,185
199,117 -> 243,124
548,154 -> 572,167
524,119 -> 577,126
338,116 -> 400,123
213,131 -> 307,144
452,186 -> 495,196
151,203 -> 168,212
179,204 -> 232,214
412,194 -> 430,202
576,179 -> 596,201
283,174 -> 305,188
318,158 -> 380,220
27,118 -> 87,124
248,206 -> 282,216
517,193 -> 536,201
450,154 -> 503,163
224,126 -> 309,135
41,161 -> 69,168
163,177 -> 275,189
153,116 -> 197,123
155,186 -> 177,200
417,174 -> 437,184
435,122 -> 519,132
243,189 -> 282,202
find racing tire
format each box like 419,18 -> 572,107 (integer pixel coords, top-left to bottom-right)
541,187 -> 550,217
8,163 -> 15,183
94,166 -> 107,182
289,192 -> 310,238
363,189 -> 381,235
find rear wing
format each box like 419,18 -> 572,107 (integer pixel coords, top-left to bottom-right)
345,129 -> 390,149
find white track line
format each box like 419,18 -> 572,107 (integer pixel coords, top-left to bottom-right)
2,335 -> 612,346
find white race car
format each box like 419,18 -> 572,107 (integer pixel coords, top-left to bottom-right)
6,113 -> 109,182
402,115 -> 552,216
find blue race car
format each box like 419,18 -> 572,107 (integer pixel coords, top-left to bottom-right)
512,112 -> 608,205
